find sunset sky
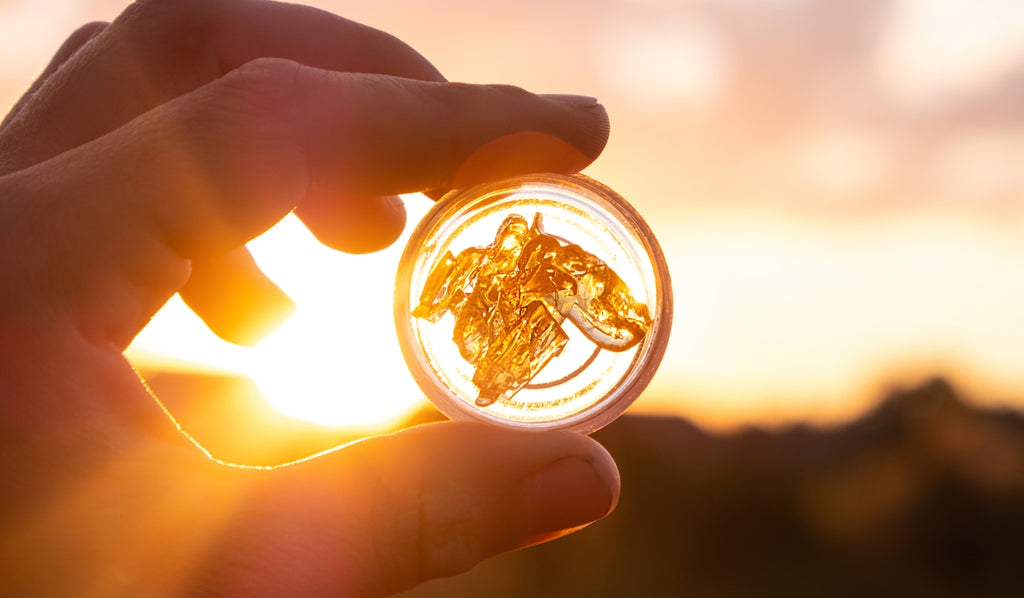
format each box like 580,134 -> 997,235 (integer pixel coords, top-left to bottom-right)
3,0 -> 1023,430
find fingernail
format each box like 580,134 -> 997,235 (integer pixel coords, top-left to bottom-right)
518,455 -> 619,543
540,93 -> 600,108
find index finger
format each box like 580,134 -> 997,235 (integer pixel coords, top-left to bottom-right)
8,58 -> 608,347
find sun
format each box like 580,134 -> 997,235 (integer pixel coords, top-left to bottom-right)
127,196 -> 434,431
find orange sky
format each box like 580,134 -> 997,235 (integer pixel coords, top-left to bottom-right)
3,0 -> 1024,430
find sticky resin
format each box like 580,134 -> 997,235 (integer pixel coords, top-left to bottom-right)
395,173 -> 672,433
413,212 -> 652,406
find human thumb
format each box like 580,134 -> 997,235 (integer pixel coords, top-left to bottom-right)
194,422 -> 620,597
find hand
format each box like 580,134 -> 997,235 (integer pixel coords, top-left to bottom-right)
0,1 -> 618,596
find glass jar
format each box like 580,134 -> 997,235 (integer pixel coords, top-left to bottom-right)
394,173 -> 671,433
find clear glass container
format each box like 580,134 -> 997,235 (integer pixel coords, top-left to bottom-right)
394,173 -> 671,433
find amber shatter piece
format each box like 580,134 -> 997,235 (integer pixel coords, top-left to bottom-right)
413,212 -> 652,406
473,300 -> 569,406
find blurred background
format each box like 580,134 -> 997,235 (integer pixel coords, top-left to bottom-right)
3,0 -> 1024,595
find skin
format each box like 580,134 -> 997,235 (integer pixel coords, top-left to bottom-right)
0,1 -> 619,596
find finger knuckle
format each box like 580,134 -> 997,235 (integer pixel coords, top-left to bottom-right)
119,0 -> 214,24
217,57 -> 306,115
65,21 -> 108,46
415,497 -> 488,580
115,0 -> 220,71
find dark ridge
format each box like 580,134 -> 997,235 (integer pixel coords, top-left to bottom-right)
402,377 -> 1024,598
141,368 -> 1024,596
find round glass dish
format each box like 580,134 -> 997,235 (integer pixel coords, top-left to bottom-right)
394,173 -> 671,433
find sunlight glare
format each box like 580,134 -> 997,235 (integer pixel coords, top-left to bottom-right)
128,196 -> 434,429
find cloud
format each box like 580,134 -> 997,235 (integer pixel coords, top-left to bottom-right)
632,0 -> 1024,215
